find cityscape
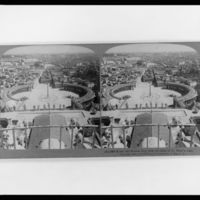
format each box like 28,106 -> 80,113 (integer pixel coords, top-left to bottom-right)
1,43 -> 200,155
101,44 -> 200,149
0,45 -> 101,150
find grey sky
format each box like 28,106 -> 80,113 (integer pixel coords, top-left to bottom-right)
106,43 -> 196,54
4,45 -> 94,55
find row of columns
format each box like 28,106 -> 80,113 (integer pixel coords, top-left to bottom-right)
5,104 -> 69,112
29,104 -> 67,111
124,102 -> 169,109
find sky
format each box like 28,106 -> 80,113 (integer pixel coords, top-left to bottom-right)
106,43 -> 197,54
4,45 -> 94,55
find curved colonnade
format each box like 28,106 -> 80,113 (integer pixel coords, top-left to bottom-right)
104,82 -> 136,101
165,82 -> 197,108
63,83 -> 95,109
104,81 -> 197,109
6,84 -> 33,102
3,83 -> 95,110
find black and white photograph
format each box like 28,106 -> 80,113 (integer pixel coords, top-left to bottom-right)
0,44 -> 101,152
2,5 -> 200,196
101,43 -> 200,149
2,42 -> 200,156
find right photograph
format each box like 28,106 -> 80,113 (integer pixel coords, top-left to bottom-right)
101,43 -> 200,149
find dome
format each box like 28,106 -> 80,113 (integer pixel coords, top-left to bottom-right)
131,112 -> 173,148
28,114 -> 71,149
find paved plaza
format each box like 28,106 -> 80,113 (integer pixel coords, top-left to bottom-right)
114,82 -> 181,108
10,79 -> 78,110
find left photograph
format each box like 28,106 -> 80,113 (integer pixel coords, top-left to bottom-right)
0,45 -> 101,151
